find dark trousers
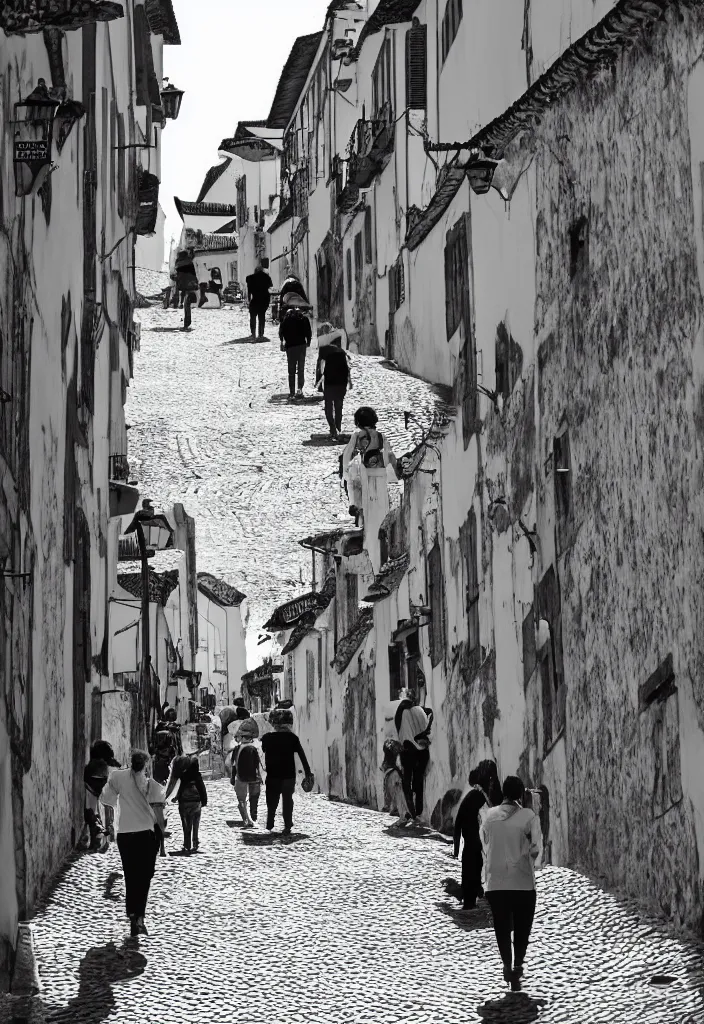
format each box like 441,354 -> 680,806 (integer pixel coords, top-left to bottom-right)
324,385 -> 346,433
286,346 -> 307,394
183,291 -> 197,328
486,889 -> 537,968
179,802 -> 201,850
399,745 -> 430,817
265,776 -> 296,829
116,829 -> 159,919
461,841 -> 484,907
249,303 -> 267,337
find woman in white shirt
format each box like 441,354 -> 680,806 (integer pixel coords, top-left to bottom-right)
100,749 -> 167,936
341,406 -> 399,526
480,775 -> 542,988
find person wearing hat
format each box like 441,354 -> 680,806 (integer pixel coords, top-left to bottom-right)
261,709 -> 313,835
84,740 -> 121,849
231,718 -> 263,828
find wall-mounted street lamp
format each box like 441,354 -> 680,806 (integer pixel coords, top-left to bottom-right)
13,79 -> 60,197
465,148 -> 501,195
160,79 -> 184,121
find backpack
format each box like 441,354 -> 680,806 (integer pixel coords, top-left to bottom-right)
359,429 -> 385,469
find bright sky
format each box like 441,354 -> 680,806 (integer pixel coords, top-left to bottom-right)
161,0 -> 329,259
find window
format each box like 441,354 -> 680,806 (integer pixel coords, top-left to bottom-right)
390,254 -> 405,313
522,607 -> 536,687
346,574 -> 358,632
389,644 -> 403,700
284,655 -> 294,701
639,656 -> 682,818
428,541 -> 445,667
364,206 -> 372,263
236,176 -> 247,228
116,113 -> 125,219
444,216 -> 468,339
553,426 -> 572,542
441,0 -> 462,64
379,525 -> 389,567
372,36 -> 394,120
318,635 -> 323,689
306,649 -> 315,703
569,215 -> 589,279
346,248 -> 352,301
405,21 -> 427,109
495,322 -> 523,402
537,566 -> 565,749
354,231 -> 363,296
460,510 -> 479,653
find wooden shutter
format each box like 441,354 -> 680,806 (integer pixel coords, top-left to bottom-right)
460,510 -> 479,652
428,540 -> 445,667
354,231 -> 363,292
406,24 -> 427,109
134,4 -> 150,106
395,254 -> 405,309
346,248 -> 352,301
346,574 -> 358,632
318,635 -> 323,689
364,206 -> 372,263
306,650 -> 315,703
389,645 -> 403,700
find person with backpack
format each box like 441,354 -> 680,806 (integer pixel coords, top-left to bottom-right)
84,740 -> 121,850
279,307 -> 312,399
165,754 -> 208,855
381,739 -> 413,827
394,690 -> 432,825
279,273 -> 309,310
314,331 -> 352,441
341,407 -> 399,534
260,708 -> 313,835
230,718 -> 263,828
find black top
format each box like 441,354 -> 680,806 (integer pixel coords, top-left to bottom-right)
280,279 -> 308,303
247,271 -> 273,305
453,788 -> 487,855
317,345 -> 349,387
84,758 -> 111,797
261,731 -> 311,779
178,762 -> 208,806
231,743 -> 261,784
279,311 -> 312,349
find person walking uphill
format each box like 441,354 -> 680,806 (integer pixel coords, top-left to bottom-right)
231,717 -> 263,828
165,754 -> 208,854
394,690 -> 432,825
246,264 -> 273,339
84,740 -> 121,850
261,709 -> 313,835
453,768 -> 490,911
481,775 -> 542,990
315,332 -> 352,440
99,750 -> 166,936
279,307 -> 312,399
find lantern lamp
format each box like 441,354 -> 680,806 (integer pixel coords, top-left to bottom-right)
15,79 -> 60,124
160,79 -> 184,121
124,500 -> 175,551
466,148 -> 501,195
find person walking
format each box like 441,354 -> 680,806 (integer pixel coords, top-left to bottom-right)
381,739 -> 413,827
260,709 -> 313,835
246,264 -> 273,339
315,332 -> 352,440
165,754 -> 208,855
452,768 -> 490,911
279,273 -> 309,310
341,406 -> 399,520
84,740 -> 121,850
394,690 -> 431,825
279,307 -> 312,399
231,718 -> 263,828
174,248 -> 198,331
481,775 -> 542,989
99,750 -> 166,936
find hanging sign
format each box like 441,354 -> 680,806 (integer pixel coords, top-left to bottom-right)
14,134 -> 53,196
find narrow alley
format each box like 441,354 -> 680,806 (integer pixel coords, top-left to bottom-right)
2,782 -> 704,1024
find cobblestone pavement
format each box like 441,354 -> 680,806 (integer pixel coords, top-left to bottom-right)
2,783 -> 703,1024
126,304 -> 445,633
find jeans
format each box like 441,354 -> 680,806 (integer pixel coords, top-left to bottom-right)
183,291 -> 197,328
324,385 -> 346,433
399,745 -> 430,817
116,829 -> 159,918
286,346 -> 307,394
234,780 -> 261,821
485,889 -> 537,968
265,776 -> 296,829
461,841 -> 484,907
249,303 -> 268,337
179,801 -> 201,850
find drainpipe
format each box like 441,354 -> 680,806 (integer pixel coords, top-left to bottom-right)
136,522 -> 150,749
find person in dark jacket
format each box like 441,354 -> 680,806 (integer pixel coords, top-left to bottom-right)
230,718 -> 263,827
165,754 -> 208,854
174,248 -> 198,330
453,768 -> 489,910
260,709 -> 312,835
279,274 -> 308,309
84,741 -> 121,849
279,308 -> 312,398
246,264 -> 273,338
315,333 -> 352,440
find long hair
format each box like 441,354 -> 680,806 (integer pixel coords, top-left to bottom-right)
394,699 -> 413,735
164,754 -> 193,800
475,759 -> 502,805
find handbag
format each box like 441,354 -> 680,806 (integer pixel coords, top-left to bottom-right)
301,772 -> 315,793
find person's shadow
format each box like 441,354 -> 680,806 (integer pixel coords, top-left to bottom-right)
476,992 -> 547,1021
43,940 -> 147,1023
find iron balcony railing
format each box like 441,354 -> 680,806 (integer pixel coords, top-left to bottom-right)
109,454 -> 130,481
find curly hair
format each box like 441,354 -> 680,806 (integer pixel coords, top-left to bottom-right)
353,406 -> 378,429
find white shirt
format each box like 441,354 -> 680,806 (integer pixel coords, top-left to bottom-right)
342,428 -> 397,482
99,769 -> 166,835
480,803 -> 542,891
397,706 -> 429,750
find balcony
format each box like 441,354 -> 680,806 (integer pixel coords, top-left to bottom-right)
109,454 -> 130,481
347,108 -> 395,190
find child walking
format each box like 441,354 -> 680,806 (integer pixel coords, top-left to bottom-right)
165,754 -> 208,855
230,718 -> 263,828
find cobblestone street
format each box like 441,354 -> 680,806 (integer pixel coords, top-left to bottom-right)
1,784 -> 703,1024
126,304 -> 444,633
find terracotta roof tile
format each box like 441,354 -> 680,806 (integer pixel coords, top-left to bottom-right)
197,573 -> 246,607
196,158 -> 231,203
117,568 -> 179,606
364,554 -> 409,603
331,607 -> 374,672
267,32 -> 324,130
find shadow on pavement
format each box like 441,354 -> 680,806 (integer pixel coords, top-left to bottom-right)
225,820 -> 248,829
146,326 -> 186,332
241,832 -> 309,847
435,899 -> 492,933
221,336 -> 272,346
302,435 -> 339,447
382,824 -> 449,843
476,991 -> 547,1021
39,940 -> 147,1024
102,871 -> 123,902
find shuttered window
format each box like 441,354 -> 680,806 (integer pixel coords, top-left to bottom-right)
406,22 -> 427,109
364,206 -> 372,263
460,509 -> 479,653
306,649 -> 315,703
441,0 -> 463,64
389,644 -> 403,700
428,540 -> 445,667
318,635 -> 323,689
390,254 -> 405,313
354,231 -> 363,296
346,248 -> 352,301
372,36 -> 394,120
346,574 -> 358,632
117,114 -> 125,219
444,216 -> 467,339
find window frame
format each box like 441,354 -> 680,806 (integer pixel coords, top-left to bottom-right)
427,540 -> 446,667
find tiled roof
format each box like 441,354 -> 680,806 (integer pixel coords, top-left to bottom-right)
298,526 -> 349,551
264,570 -> 336,631
174,198 -> 237,221
196,158 -> 231,203
364,553 -> 409,603
192,234 -> 238,254
351,0 -> 420,58
405,0 -> 671,252
216,219 -> 237,234
267,32 -> 324,130
0,0 -> 122,34
197,573 -> 246,607
267,197 -> 294,235
280,612 -> 317,655
332,607 -> 374,673
117,568 -> 179,606
145,0 -> 180,44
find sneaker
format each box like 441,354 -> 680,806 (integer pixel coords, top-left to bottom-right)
296,390 -> 303,398
513,964 -> 524,980
502,965 -> 513,984
136,923 -> 148,936
181,847 -> 191,855
281,827 -> 292,836
191,846 -> 200,853
129,915 -> 139,937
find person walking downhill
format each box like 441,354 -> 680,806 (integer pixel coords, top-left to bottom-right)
174,248 -> 199,331
246,264 -> 273,339
84,741 -> 121,850
261,709 -> 313,835
394,690 -> 432,826
165,754 -> 208,855
452,768 -> 491,911
279,307 -> 312,399
230,718 -> 263,828
99,750 -> 166,937
481,775 -> 542,990
315,331 -> 352,441
279,273 -> 309,310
